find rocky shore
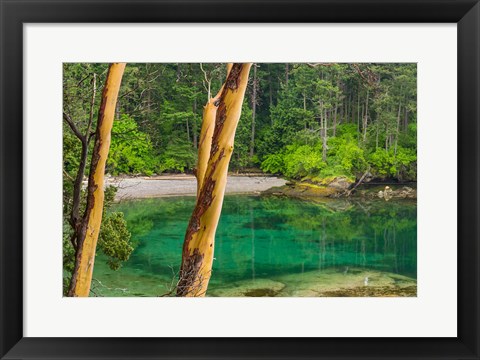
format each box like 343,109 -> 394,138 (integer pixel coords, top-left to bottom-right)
262,176 -> 416,200
103,173 -> 416,202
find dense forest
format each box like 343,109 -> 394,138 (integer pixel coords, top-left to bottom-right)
63,63 -> 416,296
64,63 -> 416,182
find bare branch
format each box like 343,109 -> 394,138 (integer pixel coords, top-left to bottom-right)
199,63 -> 211,100
119,83 -> 141,99
63,169 -> 75,182
63,112 -> 84,141
351,64 -> 379,88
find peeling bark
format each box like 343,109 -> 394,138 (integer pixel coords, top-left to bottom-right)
196,64 -> 232,194
178,63 -> 252,297
68,63 -> 126,297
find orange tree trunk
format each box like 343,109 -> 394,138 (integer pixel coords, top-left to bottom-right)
68,63 -> 126,297
177,63 -> 252,297
196,64 -> 233,194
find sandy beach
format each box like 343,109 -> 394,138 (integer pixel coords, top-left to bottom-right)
107,174 -> 287,201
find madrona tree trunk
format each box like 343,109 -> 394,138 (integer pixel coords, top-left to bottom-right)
196,63 -> 233,194
177,63 -> 252,297
68,63 -> 126,297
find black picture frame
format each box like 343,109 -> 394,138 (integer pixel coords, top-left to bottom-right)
1,1 -> 479,359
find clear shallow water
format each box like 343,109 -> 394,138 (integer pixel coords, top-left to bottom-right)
92,195 -> 417,297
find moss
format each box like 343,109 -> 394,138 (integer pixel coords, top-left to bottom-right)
299,185 -> 338,197
304,175 -> 355,186
297,182 -> 325,189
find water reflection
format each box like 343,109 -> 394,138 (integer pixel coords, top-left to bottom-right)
93,195 -> 417,296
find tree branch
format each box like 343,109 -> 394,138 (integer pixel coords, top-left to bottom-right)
63,112 -> 84,141
63,169 -> 75,182
199,63 -> 211,100
351,64 -> 379,88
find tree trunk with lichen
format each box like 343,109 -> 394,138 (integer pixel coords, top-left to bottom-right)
177,63 -> 252,297
67,63 -> 126,297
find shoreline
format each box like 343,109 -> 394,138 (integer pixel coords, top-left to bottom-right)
108,174 -> 287,201
105,174 -> 416,202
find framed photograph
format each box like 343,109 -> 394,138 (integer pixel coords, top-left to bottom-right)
1,0 -> 479,359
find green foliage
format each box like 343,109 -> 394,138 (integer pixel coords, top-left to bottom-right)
327,126 -> 367,176
158,139 -> 197,173
368,147 -> 416,180
63,62 -> 416,182
62,184 -> 135,293
63,129 -> 83,175
259,64 -> 416,182
394,147 -> 417,181
283,144 -> 326,178
267,93 -> 312,151
63,224 -> 76,294
98,212 -> 134,271
261,152 -> 285,174
231,100 -> 253,169
64,62 -> 416,182
369,148 -> 397,177
262,125 -> 369,180
108,115 -> 158,175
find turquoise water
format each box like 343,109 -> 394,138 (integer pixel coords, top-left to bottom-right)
92,195 -> 417,297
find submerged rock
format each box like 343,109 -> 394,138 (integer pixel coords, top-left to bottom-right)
206,267 -> 416,298
207,278 -> 286,297
244,288 -> 279,297
275,267 -> 417,297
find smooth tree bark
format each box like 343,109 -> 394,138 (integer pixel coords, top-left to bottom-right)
68,63 -> 126,297
178,63 -> 252,297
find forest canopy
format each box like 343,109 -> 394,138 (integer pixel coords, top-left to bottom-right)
63,63 -> 416,183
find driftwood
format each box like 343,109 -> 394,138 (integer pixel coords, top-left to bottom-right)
343,168 -> 370,197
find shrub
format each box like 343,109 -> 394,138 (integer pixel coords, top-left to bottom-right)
158,140 -> 197,173
98,212 -> 133,271
368,147 -> 416,180
261,153 -> 285,174
108,115 -> 158,175
283,144 -> 325,178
